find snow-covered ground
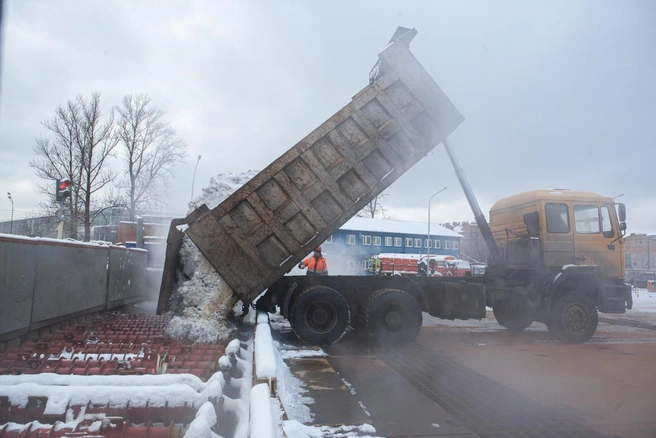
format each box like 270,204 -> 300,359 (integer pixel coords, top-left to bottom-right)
631,288 -> 656,312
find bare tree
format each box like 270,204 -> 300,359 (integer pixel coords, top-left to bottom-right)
115,94 -> 187,220
77,93 -> 119,240
29,93 -> 118,241
357,193 -> 394,219
30,99 -> 83,239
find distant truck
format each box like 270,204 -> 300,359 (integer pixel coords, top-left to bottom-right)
159,27 -> 631,347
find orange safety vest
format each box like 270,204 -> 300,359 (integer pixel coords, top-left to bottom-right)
303,255 -> 328,274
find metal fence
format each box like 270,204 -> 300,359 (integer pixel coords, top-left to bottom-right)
0,234 -> 147,340
625,269 -> 656,288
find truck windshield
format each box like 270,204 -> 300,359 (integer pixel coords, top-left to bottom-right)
574,205 -> 601,234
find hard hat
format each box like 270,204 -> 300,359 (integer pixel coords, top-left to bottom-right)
314,246 -> 322,252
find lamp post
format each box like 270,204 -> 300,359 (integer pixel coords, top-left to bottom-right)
190,154 -> 202,202
7,192 -> 14,234
426,187 -> 447,275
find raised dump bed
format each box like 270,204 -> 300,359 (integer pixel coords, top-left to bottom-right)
179,28 -> 464,305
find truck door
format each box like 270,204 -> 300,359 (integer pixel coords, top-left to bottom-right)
572,204 -> 622,278
543,203 -> 575,267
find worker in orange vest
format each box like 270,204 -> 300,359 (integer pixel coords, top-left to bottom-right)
298,246 -> 328,275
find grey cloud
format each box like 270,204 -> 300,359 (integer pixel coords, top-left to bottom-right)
0,0 -> 654,232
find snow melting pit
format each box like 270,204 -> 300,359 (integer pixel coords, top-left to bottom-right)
0,312 -> 256,438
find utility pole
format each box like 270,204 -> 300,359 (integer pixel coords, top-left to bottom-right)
426,187 -> 447,275
7,192 -> 14,234
191,155 -> 202,202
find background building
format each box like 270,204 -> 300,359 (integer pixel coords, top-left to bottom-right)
311,217 -> 462,275
624,233 -> 656,270
442,221 -> 488,264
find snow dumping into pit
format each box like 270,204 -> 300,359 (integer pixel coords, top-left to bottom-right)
166,171 -> 259,344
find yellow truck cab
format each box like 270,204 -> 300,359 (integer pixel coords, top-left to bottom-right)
487,190 -> 630,343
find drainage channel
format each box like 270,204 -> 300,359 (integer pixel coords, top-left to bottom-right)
377,342 -> 606,438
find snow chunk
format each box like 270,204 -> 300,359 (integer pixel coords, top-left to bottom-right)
226,339 -> 241,356
184,401 -> 221,438
218,355 -> 231,370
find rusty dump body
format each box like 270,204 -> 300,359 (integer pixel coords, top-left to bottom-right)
162,28 -> 464,307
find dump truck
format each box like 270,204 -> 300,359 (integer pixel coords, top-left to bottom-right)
158,27 -> 631,347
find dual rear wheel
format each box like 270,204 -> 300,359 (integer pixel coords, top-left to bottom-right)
289,286 -> 422,347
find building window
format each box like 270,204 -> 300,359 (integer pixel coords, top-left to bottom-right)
405,238 -> 413,247
425,239 -> 432,248
434,240 -> 441,249
362,235 -> 372,245
395,237 -> 402,247
385,237 -> 393,246
373,236 -> 381,246
347,260 -> 356,270
445,241 -> 451,249
325,235 -> 333,244
347,234 -> 355,245
414,238 -> 422,248
453,241 -> 459,250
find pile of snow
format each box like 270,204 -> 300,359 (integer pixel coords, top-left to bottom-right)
166,171 -> 259,344
632,288 -> 656,312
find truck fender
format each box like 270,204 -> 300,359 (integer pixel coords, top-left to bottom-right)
547,265 -> 602,309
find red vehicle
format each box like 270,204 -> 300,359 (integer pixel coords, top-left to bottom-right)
367,254 -> 476,277
368,253 -> 422,276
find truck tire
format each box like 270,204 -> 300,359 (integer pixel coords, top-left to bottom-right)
547,293 -> 598,344
493,299 -> 533,331
290,286 -> 350,346
364,288 -> 422,347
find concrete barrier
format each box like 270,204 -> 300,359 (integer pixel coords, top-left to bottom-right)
31,240 -> 108,329
107,246 -> 147,308
0,234 -> 148,340
0,238 -> 36,338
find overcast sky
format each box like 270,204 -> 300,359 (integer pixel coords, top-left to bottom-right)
0,0 -> 654,233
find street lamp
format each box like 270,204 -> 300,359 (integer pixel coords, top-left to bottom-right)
426,187 -> 447,275
190,155 -> 202,202
7,192 -> 14,234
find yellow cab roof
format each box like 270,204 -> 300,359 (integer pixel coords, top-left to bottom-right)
490,190 -> 614,212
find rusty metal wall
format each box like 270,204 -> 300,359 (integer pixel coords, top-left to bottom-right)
186,36 -> 464,302
0,235 -> 148,338
0,238 -> 36,338
107,247 -> 147,307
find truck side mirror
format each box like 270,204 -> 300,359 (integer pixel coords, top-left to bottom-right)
618,203 -> 626,223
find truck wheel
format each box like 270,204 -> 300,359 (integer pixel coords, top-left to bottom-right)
364,289 -> 422,347
290,286 -> 350,346
493,299 -> 533,331
547,293 -> 598,344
